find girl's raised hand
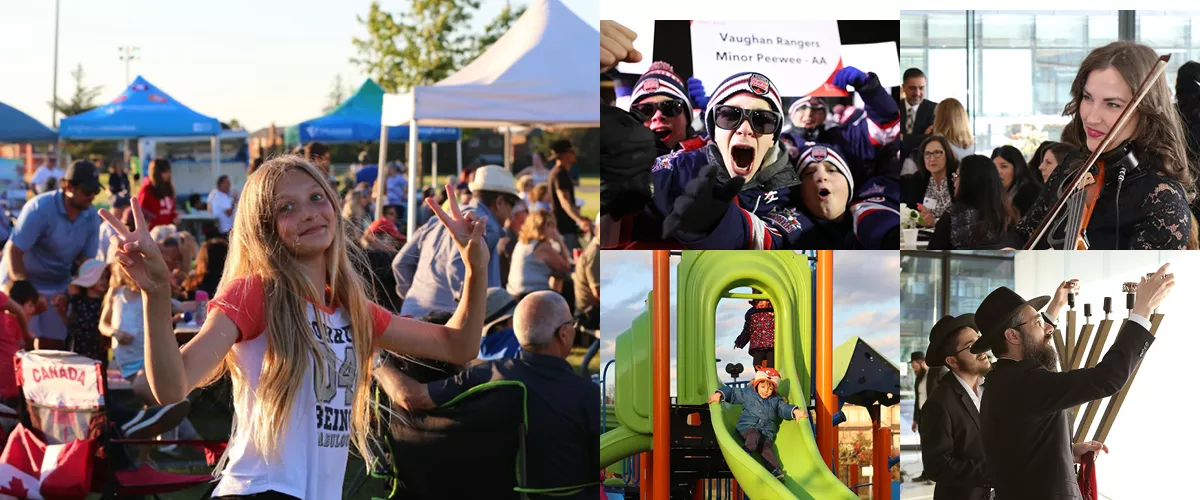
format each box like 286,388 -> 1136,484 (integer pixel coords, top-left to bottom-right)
98,198 -> 170,293
427,184 -> 489,270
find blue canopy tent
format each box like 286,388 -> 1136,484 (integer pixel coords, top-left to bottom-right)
58,75 -> 226,188
0,102 -> 57,143
286,79 -> 463,184
59,76 -> 220,139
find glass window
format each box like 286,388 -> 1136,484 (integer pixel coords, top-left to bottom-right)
901,14 -> 926,47
927,11 -> 968,47
1036,14 -> 1088,48
901,10 -> 1124,153
977,12 -> 1035,48
1137,12 -> 1189,49
947,255 -> 1015,316
900,254 -> 942,383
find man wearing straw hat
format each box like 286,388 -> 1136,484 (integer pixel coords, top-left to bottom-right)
971,264 -> 1174,500
919,314 -> 992,500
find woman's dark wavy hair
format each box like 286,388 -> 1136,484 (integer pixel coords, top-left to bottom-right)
1062,41 -> 1192,188
956,154 -> 1018,236
1177,61 -> 1200,127
991,145 -> 1041,194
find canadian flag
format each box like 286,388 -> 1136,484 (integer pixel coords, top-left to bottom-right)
0,425 -> 92,500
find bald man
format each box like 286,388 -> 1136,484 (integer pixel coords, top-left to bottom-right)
375,291 -> 600,497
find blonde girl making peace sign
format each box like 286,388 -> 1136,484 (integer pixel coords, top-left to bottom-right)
100,155 -> 488,499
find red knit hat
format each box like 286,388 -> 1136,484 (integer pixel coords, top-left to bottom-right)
751,367 -> 782,390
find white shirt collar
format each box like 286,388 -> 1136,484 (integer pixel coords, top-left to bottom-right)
952,371 -> 983,411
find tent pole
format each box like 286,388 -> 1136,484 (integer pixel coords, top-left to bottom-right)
504,128 -> 512,171
432,142 -> 441,194
376,122 -> 389,221
407,122 -> 419,238
456,138 -> 463,179
212,136 -> 220,193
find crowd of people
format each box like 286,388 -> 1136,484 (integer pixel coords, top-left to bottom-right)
0,138 -> 600,498
599,20 -> 901,250
900,44 -> 1200,250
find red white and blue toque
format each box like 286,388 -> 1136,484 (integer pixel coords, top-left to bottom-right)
704,72 -> 784,143
788,95 -> 826,116
798,143 -> 855,194
632,62 -> 693,119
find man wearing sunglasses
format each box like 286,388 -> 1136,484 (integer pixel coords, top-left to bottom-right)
0,160 -> 103,350
630,61 -> 706,155
972,267 -> 1173,500
919,314 -> 993,500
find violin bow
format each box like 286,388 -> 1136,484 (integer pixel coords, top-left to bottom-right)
1024,54 -> 1171,250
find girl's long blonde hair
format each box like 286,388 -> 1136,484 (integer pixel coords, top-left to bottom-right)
207,155 -> 380,465
932,98 -> 975,149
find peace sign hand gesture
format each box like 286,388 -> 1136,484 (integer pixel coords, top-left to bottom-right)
427,185 -> 489,271
98,198 -> 170,294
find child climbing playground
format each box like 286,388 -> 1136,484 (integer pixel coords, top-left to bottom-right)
708,367 -> 808,481
600,250 -> 902,500
733,290 -> 776,368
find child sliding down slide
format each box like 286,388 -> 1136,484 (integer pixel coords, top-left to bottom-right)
708,367 -> 808,481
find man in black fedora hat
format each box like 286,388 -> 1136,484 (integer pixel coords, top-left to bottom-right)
972,264 -> 1174,500
919,314 -> 993,500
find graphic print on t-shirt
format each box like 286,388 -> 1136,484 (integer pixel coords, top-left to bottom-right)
310,318 -> 357,449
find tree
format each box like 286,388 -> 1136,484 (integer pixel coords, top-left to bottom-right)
469,3 -> 526,61
351,0 -> 481,93
228,118 -> 243,130
323,74 -> 349,114
49,63 -> 103,117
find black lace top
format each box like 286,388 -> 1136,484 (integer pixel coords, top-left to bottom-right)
1002,150 -> 1190,249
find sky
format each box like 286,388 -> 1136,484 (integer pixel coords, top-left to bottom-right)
599,251 -> 900,395
0,0 -> 598,132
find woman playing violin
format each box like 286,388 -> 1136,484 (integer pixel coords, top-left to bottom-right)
1002,41 -> 1194,250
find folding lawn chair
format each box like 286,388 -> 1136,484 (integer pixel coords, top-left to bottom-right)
380,381 -> 600,500
0,350 -> 224,499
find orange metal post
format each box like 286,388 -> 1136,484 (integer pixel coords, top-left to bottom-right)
692,480 -> 704,500
849,463 -> 859,494
652,250 -> 671,500
640,452 -> 653,500
816,250 -> 835,469
872,419 -> 892,500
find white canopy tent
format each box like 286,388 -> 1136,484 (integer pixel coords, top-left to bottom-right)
378,0 -> 599,236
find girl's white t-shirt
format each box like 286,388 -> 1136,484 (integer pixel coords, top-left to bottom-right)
209,276 -> 391,499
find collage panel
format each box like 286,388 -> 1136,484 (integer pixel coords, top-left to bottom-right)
901,250 -> 1193,500
600,250 -> 900,499
4,1 -> 604,498
600,19 -> 902,250
899,10 -> 1200,251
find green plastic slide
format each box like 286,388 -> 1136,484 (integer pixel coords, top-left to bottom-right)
600,251 -> 856,500
678,251 -> 857,500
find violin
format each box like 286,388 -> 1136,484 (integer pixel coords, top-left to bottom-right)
1045,144 -> 1139,250
1024,54 -> 1171,250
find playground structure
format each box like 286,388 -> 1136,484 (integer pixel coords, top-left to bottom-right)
600,250 -> 900,499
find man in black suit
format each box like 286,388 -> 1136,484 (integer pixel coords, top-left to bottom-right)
900,68 -> 938,162
920,314 -> 992,500
972,265 -> 1174,500
910,351 -> 943,483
